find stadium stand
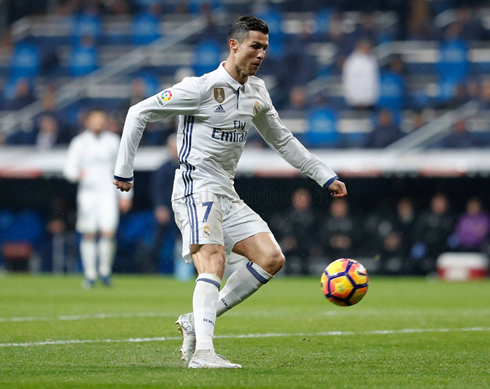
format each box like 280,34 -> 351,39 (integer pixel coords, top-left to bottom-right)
0,0 -> 489,275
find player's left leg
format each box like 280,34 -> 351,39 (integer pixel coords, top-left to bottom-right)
97,196 -> 119,286
216,232 -> 285,317
98,230 -> 115,286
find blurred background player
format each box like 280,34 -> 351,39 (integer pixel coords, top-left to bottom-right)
64,110 -> 133,287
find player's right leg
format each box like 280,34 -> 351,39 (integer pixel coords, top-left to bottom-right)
172,195 -> 241,368
186,244 -> 240,369
77,196 -> 98,288
80,233 -> 97,288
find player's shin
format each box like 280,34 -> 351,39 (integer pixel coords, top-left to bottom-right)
193,273 -> 221,352
216,262 -> 272,317
80,237 -> 97,281
98,237 -> 115,277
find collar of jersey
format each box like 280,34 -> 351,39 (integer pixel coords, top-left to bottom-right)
218,62 -> 244,92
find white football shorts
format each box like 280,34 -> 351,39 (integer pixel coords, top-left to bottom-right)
76,192 -> 119,234
172,192 -> 271,264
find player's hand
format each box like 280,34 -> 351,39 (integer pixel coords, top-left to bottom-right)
327,179 -> 347,198
119,199 -> 133,214
155,206 -> 171,224
113,179 -> 134,192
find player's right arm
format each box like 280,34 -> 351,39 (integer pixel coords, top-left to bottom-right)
113,78 -> 201,191
63,137 -> 82,183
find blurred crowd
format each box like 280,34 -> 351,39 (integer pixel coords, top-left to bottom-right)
0,0 -> 489,148
270,189 -> 490,275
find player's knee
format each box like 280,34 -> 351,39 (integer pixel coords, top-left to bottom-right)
267,247 -> 285,273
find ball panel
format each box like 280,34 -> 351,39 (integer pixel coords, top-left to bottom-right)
328,276 -> 354,300
326,259 -> 349,275
320,272 -> 328,295
349,286 -> 368,305
327,296 -> 348,306
348,262 -> 368,285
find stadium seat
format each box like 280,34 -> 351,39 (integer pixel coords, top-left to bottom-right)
437,39 -> 469,83
72,13 -> 102,46
69,42 -> 98,77
193,40 -> 222,76
131,12 -> 161,45
378,70 -> 405,111
9,43 -> 40,79
257,8 -> 284,58
304,108 -> 339,147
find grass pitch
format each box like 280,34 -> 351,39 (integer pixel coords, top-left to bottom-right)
0,275 -> 489,388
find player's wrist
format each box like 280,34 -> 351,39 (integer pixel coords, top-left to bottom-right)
324,176 -> 339,190
114,175 -> 134,182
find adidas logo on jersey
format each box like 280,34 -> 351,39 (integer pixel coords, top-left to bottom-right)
214,105 -> 226,113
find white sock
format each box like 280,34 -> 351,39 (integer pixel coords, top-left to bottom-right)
98,237 -> 115,277
216,262 -> 273,317
80,238 -> 97,281
193,273 -> 221,352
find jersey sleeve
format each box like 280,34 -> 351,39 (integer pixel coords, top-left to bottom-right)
252,89 -> 337,188
114,77 -> 201,180
63,137 -> 81,183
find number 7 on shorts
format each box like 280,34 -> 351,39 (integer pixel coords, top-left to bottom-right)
202,202 -> 213,222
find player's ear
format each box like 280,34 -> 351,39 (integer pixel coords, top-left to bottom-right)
229,39 -> 238,53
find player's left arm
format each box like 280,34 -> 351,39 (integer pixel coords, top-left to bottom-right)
253,91 -> 346,198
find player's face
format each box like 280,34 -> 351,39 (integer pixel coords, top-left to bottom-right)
235,31 -> 269,76
86,112 -> 107,134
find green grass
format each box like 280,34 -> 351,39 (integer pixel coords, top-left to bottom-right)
0,275 -> 489,388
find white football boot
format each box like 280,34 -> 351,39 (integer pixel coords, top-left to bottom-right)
188,350 -> 242,369
175,313 -> 196,365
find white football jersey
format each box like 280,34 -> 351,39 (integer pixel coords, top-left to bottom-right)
64,130 -> 133,200
114,62 -> 337,200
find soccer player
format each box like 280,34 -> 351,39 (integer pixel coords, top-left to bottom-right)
113,16 -> 347,368
64,110 -> 133,288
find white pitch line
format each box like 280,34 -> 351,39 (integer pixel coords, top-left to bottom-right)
0,312 -> 177,323
3,308 -> 489,324
1,327 -> 489,348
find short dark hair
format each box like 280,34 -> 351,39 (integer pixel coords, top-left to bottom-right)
228,16 -> 269,44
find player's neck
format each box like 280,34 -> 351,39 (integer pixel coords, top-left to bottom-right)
223,60 -> 247,85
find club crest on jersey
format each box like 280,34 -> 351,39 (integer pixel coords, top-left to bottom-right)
203,225 -> 212,238
253,101 -> 261,116
214,88 -> 225,103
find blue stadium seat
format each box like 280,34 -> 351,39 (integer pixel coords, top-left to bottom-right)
69,45 -> 98,77
187,0 -> 222,14
193,40 -> 222,76
132,12 -> 161,45
72,13 -> 102,46
119,211 -> 155,244
10,43 -> 40,79
316,9 -> 332,36
304,108 -> 339,147
3,210 -> 44,244
437,39 -> 469,83
378,71 -> 405,111
437,78 -> 458,103
257,9 -> 284,57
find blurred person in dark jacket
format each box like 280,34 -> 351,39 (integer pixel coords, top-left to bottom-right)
6,78 -> 36,111
146,134 -> 180,273
365,110 -> 402,148
439,119 -> 476,149
319,198 -> 358,262
411,194 -> 455,274
270,188 -> 320,275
